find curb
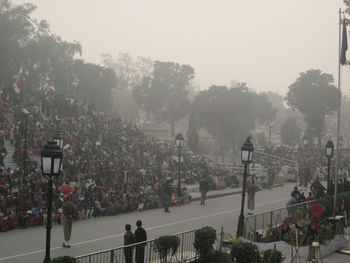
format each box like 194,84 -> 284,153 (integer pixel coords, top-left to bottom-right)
191,190 -> 241,202
191,184 -> 284,202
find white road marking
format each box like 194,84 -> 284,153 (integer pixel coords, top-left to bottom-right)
0,197 -> 289,261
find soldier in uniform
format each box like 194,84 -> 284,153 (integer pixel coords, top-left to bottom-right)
161,178 -> 173,213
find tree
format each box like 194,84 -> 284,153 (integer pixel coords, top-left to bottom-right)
280,117 -> 301,146
25,33 -> 81,94
72,59 -> 116,112
192,83 -> 275,156
101,53 -> 153,124
0,0 -> 37,89
187,111 -> 199,152
133,61 -> 194,136
286,69 -> 339,144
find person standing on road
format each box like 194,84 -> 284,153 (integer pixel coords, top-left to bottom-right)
62,195 -> 76,248
161,178 -> 172,213
247,179 -> 259,215
124,224 -> 135,263
199,176 -> 209,205
135,220 -> 147,263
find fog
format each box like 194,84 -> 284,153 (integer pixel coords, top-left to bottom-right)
14,0 -> 350,95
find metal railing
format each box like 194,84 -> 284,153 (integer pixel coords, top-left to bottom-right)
76,229 -> 197,263
243,200 -> 316,241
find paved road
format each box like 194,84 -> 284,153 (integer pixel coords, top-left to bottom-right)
0,183 -> 299,263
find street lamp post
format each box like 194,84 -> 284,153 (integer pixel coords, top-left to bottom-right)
325,140 -> 334,193
42,141 -> 63,263
301,136 -> 309,187
339,136 -> 343,171
22,108 -> 30,185
236,136 -> 254,238
267,124 -> 272,187
175,133 -> 184,196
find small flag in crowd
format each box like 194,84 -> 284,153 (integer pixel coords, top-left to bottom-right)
13,65 -> 24,94
340,18 -> 348,65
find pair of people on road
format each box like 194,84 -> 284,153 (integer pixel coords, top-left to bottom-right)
124,220 -> 147,263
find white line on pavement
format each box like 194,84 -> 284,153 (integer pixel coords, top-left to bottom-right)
0,197 -> 290,261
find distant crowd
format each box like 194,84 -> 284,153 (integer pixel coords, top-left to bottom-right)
0,83 -> 237,232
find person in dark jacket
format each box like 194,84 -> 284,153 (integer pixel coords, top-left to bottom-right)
161,179 -> 173,212
124,224 -> 135,263
135,220 -> 147,263
199,176 -> 209,205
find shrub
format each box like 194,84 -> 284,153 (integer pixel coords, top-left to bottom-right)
194,226 -> 217,257
262,249 -> 282,263
51,256 -> 77,263
318,223 -> 335,244
193,251 -> 231,263
231,242 -> 260,263
153,235 -> 180,263
228,238 -> 243,258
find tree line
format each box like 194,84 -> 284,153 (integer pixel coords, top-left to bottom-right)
1,0 -> 346,157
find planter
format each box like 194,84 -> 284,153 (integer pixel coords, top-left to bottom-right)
247,234 -> 346,259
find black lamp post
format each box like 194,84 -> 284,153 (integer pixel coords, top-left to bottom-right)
42,141 -> 63,263
325,140 -> 334,192
236,136 -> 254,238
339,136 -> 343,171
22,108 -> 30,185
301,136 -> 309,187
175,133 -> 184,196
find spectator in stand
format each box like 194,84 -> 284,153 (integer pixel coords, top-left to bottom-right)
291,186 -> 301,202
0,143 -> 7,167
305,192 -> 314,202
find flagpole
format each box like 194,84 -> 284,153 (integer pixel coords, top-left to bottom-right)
333,8 -> 343,218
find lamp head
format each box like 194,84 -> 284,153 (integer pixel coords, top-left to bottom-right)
241,136 -> 254,164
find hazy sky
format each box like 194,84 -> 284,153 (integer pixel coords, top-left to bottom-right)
14,0 -> 350,95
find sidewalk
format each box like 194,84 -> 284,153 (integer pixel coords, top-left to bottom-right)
323,251 -> 350,262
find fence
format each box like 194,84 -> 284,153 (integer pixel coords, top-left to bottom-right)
243,200 -> 316,241
76,229 -> 197,263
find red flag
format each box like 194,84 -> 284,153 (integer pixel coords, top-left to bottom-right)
340,18 -> 348,65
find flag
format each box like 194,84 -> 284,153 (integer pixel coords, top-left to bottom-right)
340,18 -> 348,65
13,65 -> 24,94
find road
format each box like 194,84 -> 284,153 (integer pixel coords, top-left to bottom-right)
0,183 -> 300,263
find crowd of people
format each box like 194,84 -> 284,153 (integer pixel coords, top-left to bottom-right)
0,84 -> 222,233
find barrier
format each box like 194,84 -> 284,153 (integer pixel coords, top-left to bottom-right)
76,229 -> 197,263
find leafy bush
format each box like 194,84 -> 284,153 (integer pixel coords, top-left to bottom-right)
231,242 -> 260,263
194,226 -> 217,257
228,238 -> 243,258
260,228 -> 280,242
154,235 -> 180,263
193,251 -> 231,263
51,256 -> 77,263
262,249 -> 282,263
318,223 -> 335,244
